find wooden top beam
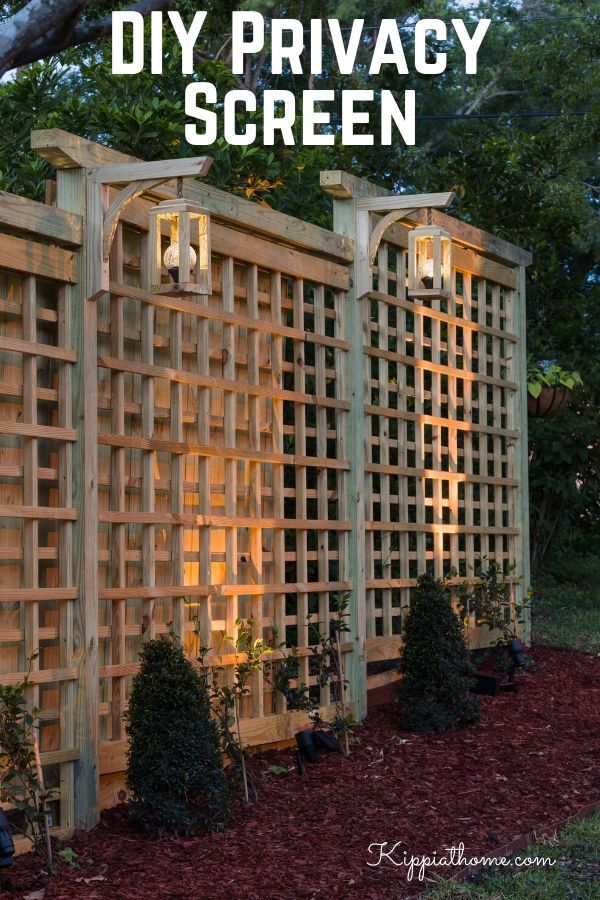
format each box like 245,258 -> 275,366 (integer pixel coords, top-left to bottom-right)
0,190 -> 82,247
320,170 -> 392,200
355,191 -> 454,212
94,157 -> 212,185
32,129 -> 353,263
415,207 -> 532,268
321,168 -> 531,268
0,231 -> 76,282
32,128 -> 134,169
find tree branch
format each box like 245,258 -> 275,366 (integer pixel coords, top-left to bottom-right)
0,0 -> 84,74
0,0 -> 174,76
71,0 -> 173,44
422,59 -> 522,156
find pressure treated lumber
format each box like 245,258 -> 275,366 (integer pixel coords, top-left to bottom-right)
322,169 -> 530,267
56,163 -> 100,830
105,281 -> 350,349
32,129 -> 353,263
97,355 -> 350,410
0,232 -> 76,281
0,190 -> 82,247
0,137 -> 531,833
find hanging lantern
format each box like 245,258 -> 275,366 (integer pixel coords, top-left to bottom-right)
148,197 -> 211,296
408,225 -> 452,297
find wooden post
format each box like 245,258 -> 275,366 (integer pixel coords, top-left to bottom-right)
321,171 -> 391,721
514,266 -> 531,643
55,167 -> 100,829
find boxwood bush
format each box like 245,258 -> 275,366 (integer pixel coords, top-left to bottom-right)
125,638 -> 230,836
398,574 -> 481,733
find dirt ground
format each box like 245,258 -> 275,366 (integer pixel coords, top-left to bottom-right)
5,647 -> 600,899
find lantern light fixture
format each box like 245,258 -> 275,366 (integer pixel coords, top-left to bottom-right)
408,223 -> 452,298
148,190 -> 211,296
163,242 -> 197,284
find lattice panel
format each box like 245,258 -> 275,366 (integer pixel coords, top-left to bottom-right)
365,240 -> 520,652
97,222 -> 352,740
0,268 -> 76,833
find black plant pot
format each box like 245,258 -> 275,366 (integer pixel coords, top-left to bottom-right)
295,729 -> 317,763
0,810 -> 15,868
471,672 -> 501,696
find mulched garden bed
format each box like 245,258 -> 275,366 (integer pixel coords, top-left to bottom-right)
5,647 -> 600,899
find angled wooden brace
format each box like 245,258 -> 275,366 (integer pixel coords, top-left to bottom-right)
368,208 -> 417,266
357,191 -> 455,267
95,156 -> 213,259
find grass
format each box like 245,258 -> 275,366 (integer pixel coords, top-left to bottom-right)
428,810 -> 600,898
532,560 -> 600,655
428,555 -> 600,897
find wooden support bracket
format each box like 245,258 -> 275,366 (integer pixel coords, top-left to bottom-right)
363,191 -> 455,267
102,178 -> 172,260
368,208 -> 417,265
95,156 -> 213,259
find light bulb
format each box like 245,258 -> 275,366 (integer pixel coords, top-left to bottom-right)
163,243 -> 197,270
420,257 -> 434,289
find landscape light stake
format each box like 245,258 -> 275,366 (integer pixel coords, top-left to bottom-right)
508,638 -> 526,668
32,730 -> 53,869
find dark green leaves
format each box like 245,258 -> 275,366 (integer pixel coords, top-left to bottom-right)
398,573 -> 481,734
125,638 -> 230,837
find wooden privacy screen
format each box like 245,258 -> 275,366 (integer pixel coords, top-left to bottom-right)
364,234 -> 523,657
97,222 -> 352,744
0,132 -> 530,833
0,213 -> 79,840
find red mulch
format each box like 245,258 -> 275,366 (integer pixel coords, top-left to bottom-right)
5,647 -> 600,899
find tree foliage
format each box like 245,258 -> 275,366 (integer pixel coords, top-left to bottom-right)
125,638 -> 230,836
398,574 -> 481,733
0,658 -> 55,862
0,0 -> 598,569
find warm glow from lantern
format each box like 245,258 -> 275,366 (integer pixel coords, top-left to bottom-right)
408,224 -> 452,297
420,257 -> 434,287
148,197 -> 212,295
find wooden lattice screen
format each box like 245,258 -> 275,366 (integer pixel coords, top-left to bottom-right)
364,232 -> 524,657
0,205 -> 80,841
0,133 -> 531,836
96,220 -> 352,750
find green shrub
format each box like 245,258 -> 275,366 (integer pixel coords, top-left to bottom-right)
398,574 -> 481,733
125,639 -> 230,836
0,657 -> 56,863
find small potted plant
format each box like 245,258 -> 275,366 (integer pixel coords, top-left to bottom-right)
526,359 -> 582,417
